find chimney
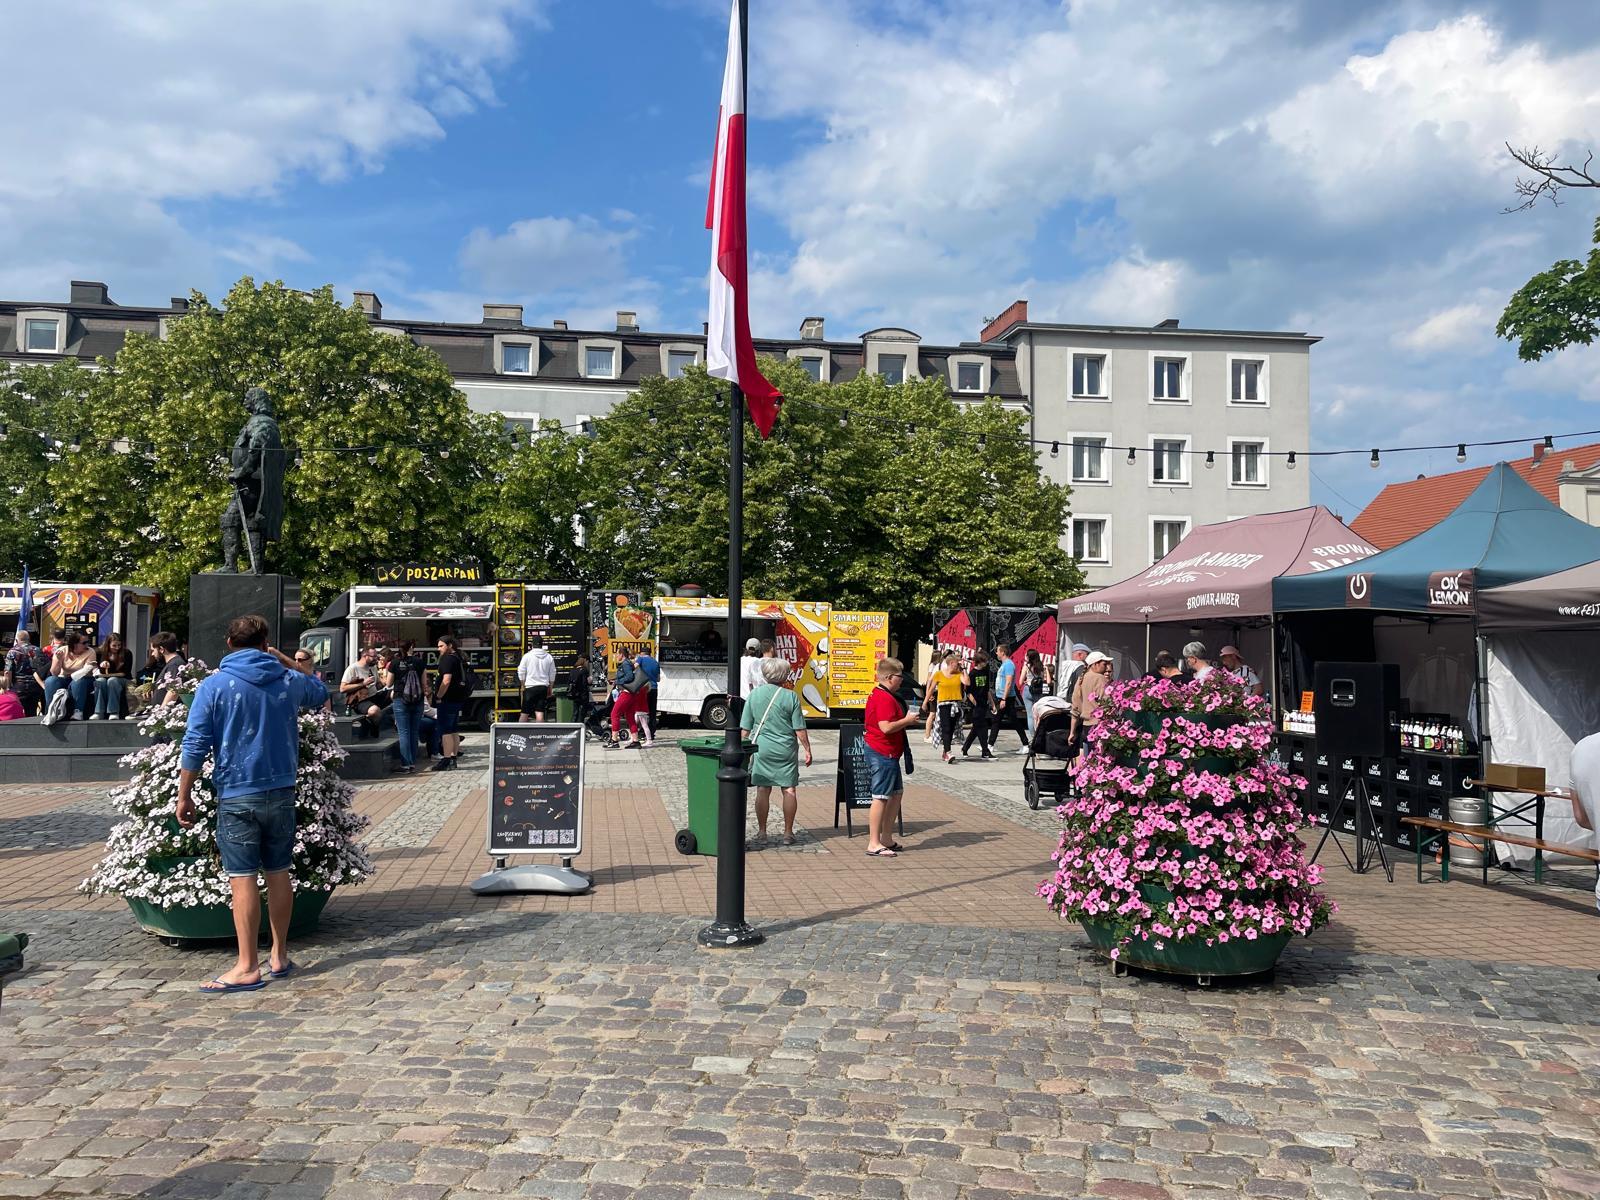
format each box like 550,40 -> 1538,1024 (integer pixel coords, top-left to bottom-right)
353,291 -> 382,319
1532,441 -> 1546,465
1154,317 -> 1180,329
616,310 -> 638,331
69,281 -> 111,306
800,316 -> 825,340
169,297 -> 189,313
980,299 -> 1027,342
482,303 -> 523,325
552,319 -> 568,331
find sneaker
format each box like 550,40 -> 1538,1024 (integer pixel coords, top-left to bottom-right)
981,752 -> 994,760
429,757 -> 453,772
640,739 -> 656,748
1012,745 -> 1029,755
88,713 -> 104,721
603,741 -> 620,751
942,752 -> 955,764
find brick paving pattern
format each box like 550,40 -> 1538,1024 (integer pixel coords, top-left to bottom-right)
2,724 -> 1599,1198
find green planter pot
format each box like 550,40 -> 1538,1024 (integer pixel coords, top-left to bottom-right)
1081,919 -> 1291,980
1129,711 -> 1168,736
125,887 -> 332,942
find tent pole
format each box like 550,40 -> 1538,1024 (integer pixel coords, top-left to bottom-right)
1474,617 -> 1490,770
1269,619 -> 1278,722
1144,621 -> 1150,672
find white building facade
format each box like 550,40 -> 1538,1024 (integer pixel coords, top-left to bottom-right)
982,301 -> 1315,587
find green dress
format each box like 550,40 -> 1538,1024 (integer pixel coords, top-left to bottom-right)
740,684 -> 806,788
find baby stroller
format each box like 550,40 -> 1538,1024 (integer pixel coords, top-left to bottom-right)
1022,707 -> 1077,810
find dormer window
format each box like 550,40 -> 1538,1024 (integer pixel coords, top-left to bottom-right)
18,312 -> 63,354
585,347 -> 616,378
957,362 -> 982,392
879,354 -> 906,385
502,342 -> 532,375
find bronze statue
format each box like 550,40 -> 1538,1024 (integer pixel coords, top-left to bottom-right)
219,386 -> 285,574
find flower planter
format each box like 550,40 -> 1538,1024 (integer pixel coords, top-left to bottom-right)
1081,919 -> 1291,980
125,887 -> 333,942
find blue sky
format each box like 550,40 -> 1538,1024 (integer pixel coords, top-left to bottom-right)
7,0 -> 1600,515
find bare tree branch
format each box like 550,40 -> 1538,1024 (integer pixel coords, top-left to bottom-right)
1505,143 -> 1600,212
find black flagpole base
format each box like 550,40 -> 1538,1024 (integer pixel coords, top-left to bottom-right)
697,919 -> 764,948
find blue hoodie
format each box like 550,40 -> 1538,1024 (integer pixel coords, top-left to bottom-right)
180,648 -> 329,800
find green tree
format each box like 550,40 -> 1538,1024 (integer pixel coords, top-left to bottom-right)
480,420 -> 604,582
0,359 -> 87,578
48,279 -> 501,624
571,359 -> 1081,639
1498,215 -> 1600,360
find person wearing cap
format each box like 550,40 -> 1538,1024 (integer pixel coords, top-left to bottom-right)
1059,642 -> 1091,705
739,636 -> 764,699
1069,650 -> 1114,763
1219,644 -> 1262,696
1183,641 -> 1214,681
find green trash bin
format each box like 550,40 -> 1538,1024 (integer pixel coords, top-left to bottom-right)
677,736 -> 751,856
555,696 -> 576,723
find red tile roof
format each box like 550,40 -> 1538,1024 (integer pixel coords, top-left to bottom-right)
1352,442 -> 1600,549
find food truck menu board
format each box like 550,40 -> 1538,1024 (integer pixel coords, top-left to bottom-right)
835,723 -> 874,810
486,723 -> 585,856
494,584 -> 585,716
827,611 -> 889,709
590,590 -> 655,680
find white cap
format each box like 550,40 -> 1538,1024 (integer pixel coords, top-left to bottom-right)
1085,650 -> 1113,666
745,637 -> 761,651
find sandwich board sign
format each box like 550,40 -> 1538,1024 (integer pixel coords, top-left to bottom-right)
470,723 -> 592,895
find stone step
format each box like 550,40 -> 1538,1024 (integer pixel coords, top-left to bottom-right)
0,717 -> 149,749
0,734 -> 400,783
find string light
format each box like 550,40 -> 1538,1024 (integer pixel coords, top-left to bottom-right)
1545,435 -> 1555,448
1204,451 -> 1215,470
1049,440 -> 1059,458
1126,446 -> 1136,465
1286,451 -> 1296,469
1455,444 -> 1467,464
1370,448 -> 1380,469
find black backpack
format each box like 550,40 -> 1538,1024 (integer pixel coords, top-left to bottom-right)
398,657 -> 423,703
459,658 -> 481,696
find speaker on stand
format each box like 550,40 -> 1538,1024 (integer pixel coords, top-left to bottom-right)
1310,662 -> 1398,881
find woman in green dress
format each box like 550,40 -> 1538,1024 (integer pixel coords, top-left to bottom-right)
740,656 -> 812,847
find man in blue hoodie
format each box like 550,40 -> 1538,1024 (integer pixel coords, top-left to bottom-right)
176,613 -> 329,994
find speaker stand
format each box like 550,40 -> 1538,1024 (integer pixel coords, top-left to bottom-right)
1313,768 -> 1392,881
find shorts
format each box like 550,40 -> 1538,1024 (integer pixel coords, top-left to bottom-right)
435,701 -> 463,735
216,788 -> 296,877
865,746 -> 903,800
520,684 -> 550,715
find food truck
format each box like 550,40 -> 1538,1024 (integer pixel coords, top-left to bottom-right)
648,595 -> 889,727
299,585 -> 498,728
0,580 -> 160,652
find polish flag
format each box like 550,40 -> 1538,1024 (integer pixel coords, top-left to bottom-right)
706,0 -> 781,437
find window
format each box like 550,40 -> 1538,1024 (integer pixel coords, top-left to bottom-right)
1071,517 -> 1109,564
1230,357 -> 1265,404
1151,518 -> 1188,562
1072,352 -> 1107,398
24,319 -> 59,353
1151,353 -> 1189,402
796,355 -> 823,382
1230,438 -> 1268,487
1070,436 -> 1108,483
500,411 -> 542,439
956,361 -> 982,392
584,346 -> 616,378
666,349 -> 697,379
501,342 -> 532,375
879,354 -> 906,385
1151,437 -> 1188,484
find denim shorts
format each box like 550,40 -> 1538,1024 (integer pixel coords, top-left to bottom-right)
864,746 -> 903,800
216,788 -> 296,877
435,701 -> 463,734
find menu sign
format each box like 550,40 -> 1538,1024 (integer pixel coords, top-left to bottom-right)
835,723 -> 873,810
486,724 -> 585,856
523,585 -> 586,672
828,610 -> 888,709
591,590 -> 655,679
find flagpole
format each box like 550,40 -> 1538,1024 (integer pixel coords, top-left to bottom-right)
699,0 -> 762,950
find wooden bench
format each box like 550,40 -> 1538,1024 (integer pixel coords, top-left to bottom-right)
1400,816 -> 1600,885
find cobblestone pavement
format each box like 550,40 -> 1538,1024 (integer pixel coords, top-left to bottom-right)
5,726 -> 1600,1198
4,911 -> 1600,1200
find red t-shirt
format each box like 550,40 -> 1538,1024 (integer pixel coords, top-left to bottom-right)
863,685 -> 907,757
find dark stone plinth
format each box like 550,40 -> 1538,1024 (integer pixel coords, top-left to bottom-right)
189,573 -> 302,668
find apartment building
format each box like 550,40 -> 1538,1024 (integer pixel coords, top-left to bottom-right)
981,301 -> 1315,587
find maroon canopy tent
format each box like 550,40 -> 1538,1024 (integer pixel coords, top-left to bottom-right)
1055,507 -> 1377,686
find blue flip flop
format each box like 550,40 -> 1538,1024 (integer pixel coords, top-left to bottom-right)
199,976 -> 266,994
266,960 -> 298,979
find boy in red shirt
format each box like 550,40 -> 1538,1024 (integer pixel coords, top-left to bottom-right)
862,656 -> 920,857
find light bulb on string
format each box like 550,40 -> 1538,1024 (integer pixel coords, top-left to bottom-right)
1286,451 -> 1296,470
1544,434 -> 1554,448
1126,446 -> 1136,465
439,448 -> 450,459
1204,451 -> 1215,470
1455,444 -> 1466,464
367,453 -> 378,467
1369,448 -> 1380,469
1049,441 -> 1059,458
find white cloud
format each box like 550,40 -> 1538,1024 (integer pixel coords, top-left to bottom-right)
0,0 -> 542,301
460,216 -> 636,296
1393,302 -> 1497,354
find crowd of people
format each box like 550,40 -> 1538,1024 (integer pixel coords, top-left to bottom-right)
0,628 -> 190,723
328,636 -> 472,773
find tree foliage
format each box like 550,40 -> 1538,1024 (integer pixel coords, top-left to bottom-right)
1497,215 -> 1600,362
0,359 -> 90,579
46,280 -> 501,622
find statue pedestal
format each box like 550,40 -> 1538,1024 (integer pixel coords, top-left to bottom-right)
189,575 -> 302,668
